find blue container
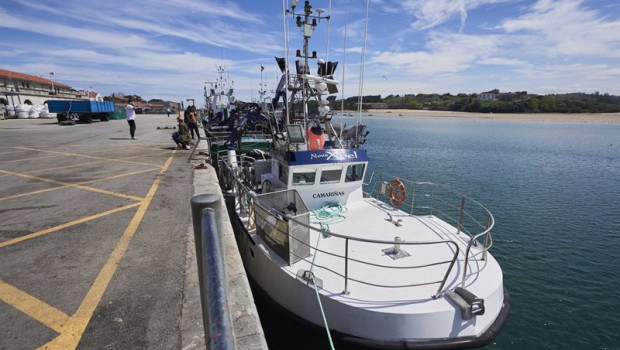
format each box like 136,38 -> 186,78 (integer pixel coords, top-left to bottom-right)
90,101 -> 115,113
47,100 -> 114,113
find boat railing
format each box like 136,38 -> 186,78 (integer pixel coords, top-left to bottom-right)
219,158 -> 471,298
365,171 -> 495,287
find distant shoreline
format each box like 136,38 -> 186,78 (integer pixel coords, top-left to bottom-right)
338,109 -> 620,124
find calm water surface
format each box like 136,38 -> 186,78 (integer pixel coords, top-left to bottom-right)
258,115 -> 620,349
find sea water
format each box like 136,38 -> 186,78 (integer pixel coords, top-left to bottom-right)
258,115 -> 620,349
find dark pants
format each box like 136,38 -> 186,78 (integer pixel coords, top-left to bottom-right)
188,122 -> 200,139
127,119 -> 136,138
172,132 -> 187,147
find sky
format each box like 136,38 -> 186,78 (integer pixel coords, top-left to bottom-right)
1,0 -> 619,106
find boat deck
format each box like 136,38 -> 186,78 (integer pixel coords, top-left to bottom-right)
275,197 -> 503,312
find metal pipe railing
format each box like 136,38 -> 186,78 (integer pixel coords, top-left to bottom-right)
191,194 -> 236,350
233,170 -> 461,298
221,163 -> 495,298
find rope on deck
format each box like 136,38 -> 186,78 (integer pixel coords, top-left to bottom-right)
310,201 -> 347,232
309,232 -> 336,350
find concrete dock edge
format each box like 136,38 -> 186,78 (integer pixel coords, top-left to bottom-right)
182,141 -> 268,350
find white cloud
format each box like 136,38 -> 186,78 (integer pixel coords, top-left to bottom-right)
401,0 -> 512,31
501,0 -> 620,58
0,9 -> 151,50
479,57 -> 530,67
2,0 -> 619,102
371,32 -> 499,74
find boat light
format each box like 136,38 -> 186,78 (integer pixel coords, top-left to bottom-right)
319,105 -> 330,116
315,81 -> 327,93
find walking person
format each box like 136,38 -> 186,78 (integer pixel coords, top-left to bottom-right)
166,108 -> 171,117
187,106 -> 201,139
126,101 -> 137,140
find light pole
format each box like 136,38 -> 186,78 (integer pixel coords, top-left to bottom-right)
49,72 -> 55,93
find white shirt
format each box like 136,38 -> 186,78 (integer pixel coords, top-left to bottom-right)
125,104 -> 136,120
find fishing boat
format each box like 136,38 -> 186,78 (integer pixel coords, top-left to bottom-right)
202,67 -> 273,164
216,1 -> 510,348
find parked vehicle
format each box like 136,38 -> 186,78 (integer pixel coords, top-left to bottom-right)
47,100 -> 114,123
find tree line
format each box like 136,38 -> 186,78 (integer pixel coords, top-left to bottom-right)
335,91 -> 620,113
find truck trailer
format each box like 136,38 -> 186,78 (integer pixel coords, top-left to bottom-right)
47,100 -> 115,123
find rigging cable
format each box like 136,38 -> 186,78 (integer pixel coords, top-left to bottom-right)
282,0 -> 291,124
355,0 -> 371,147
339,0 -> 349,140
325,0 -> 332,62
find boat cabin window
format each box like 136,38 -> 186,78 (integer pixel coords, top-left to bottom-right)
292,170 -> 316,185
345,163 -> 365,182
320,168 -> 342,184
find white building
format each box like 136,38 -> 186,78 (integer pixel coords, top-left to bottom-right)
477,92 -> 496,101
1,69 -> 93,107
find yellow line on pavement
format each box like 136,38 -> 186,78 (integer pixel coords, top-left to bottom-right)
38,151 -> 177,349
24,150 -> 174,173
0,279 -> 71,334
0,154 -> 65,164
0,202 -> 141,248
16,147 -> 166,168
0,169 -> 144,202
0,168 -> 157,202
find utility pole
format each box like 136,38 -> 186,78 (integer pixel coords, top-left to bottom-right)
50,72 -> 55,94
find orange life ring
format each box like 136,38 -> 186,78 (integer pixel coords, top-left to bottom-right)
388,179 -> 406,205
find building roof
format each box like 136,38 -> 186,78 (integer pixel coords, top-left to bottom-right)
0,69 -> 72,89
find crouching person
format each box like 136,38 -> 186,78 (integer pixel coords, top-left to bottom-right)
173,116 -> 192,149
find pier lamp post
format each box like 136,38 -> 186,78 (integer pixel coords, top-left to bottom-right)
49,72 -> 55,94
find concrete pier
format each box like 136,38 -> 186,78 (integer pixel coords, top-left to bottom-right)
188,148 -> 268,349
0,115 -> 267,350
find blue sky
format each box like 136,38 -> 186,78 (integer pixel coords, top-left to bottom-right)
1,0 -> 618,106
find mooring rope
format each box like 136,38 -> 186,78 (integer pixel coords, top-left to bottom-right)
305,202 -> 347,350
309,230 -> 336,350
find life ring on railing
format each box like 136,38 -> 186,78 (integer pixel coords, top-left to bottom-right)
388,179 -> 406,205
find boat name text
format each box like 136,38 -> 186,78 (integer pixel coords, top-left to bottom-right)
310,151 -> 358,161
313,191 -> 345,198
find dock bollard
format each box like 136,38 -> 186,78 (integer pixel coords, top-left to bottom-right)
190,194 -> 236,350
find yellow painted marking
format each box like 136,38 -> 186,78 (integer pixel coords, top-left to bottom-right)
23,150 -> 170,175
38,151 -> 177,349
0,202 -> 141,248
0,280 -> 71,333
0,168 -> 157,202
0,169 -> 144,201
16,147 -> 166,168
0,154 -> 65,165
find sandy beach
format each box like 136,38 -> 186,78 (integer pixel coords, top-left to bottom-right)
344,109 -> 620,124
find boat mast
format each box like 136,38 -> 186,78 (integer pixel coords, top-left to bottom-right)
287,0 -> 329,145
